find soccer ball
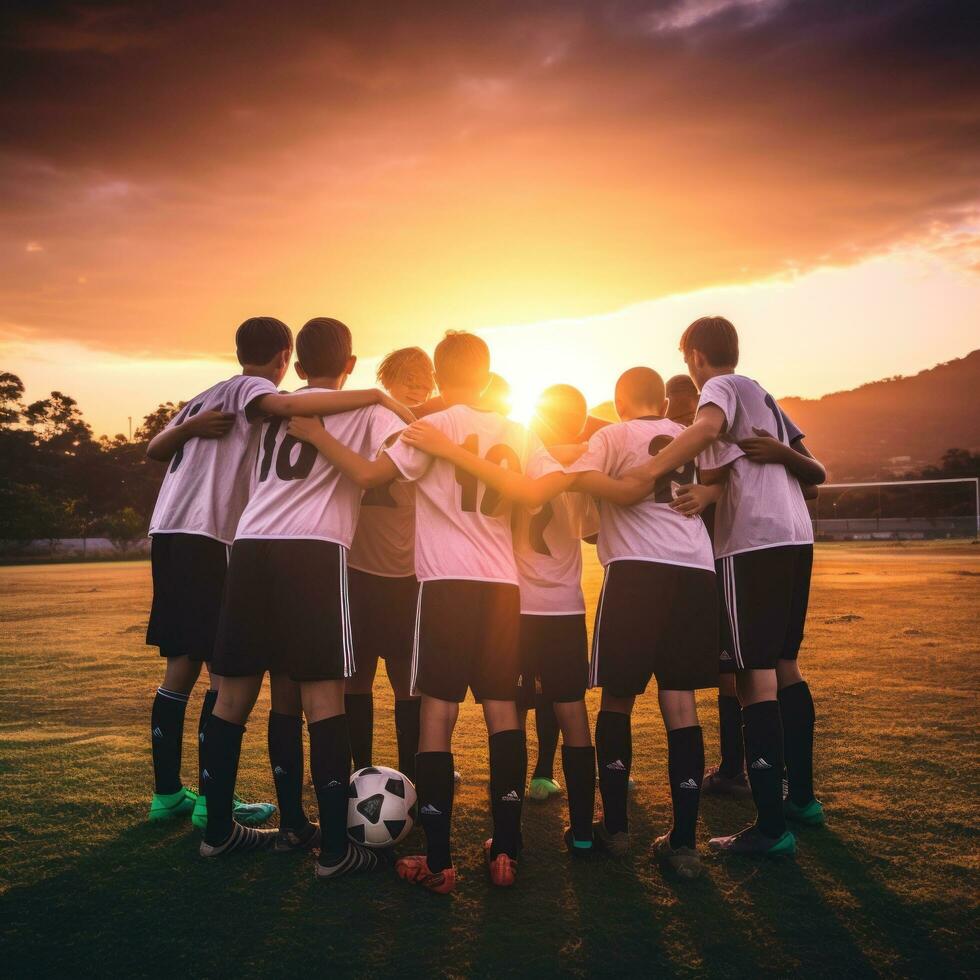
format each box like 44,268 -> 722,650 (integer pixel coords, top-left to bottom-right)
347,765 -> 417,848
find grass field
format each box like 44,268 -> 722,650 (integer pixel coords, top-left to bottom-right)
1,543 -> 978,978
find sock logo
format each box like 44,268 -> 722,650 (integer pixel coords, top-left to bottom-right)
679,778 -> 699,790
719,650 -> 732,661
152,726 -> 163,738
606,759 -> 627,772
199,732 -> 205,743
420,804 -> 442,816
201,768 -> 211,782
500,790 -> 521,803
325,779 -> 342,788
750,757 -> 772,770
273,766 -> 286,777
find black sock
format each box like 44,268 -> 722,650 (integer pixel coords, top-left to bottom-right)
197,688 -> 218,790
151,687 -> 189,795
394,699 -> 421,782
268,711 -> 307,831
416,751 -> 455,872
201,715 -> 244,845
742,700 -> 786,839
717,694 -> 744,778
562,744 -> 596,844
489,729 -> 527,859
344,693 -> 373,770
309,715 -> 351,861
778,681 -> 816,806
533,696 -> 560,780
667,726 -> 705,849
596,710 -> 632,834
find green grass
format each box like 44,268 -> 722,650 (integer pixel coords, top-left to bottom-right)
1,544 -> 978,978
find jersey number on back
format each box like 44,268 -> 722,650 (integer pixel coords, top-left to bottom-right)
258,418 -> 318,482
454,435 -> 522,516
169,402 -> 204,473
647,435 -> 696,503
528,502 -> 555,557
763,393 -> 787,443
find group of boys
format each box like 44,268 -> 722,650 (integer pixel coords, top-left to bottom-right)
144,312 -> 825,892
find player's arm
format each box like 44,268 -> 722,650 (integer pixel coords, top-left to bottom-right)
285,416 -> 401,488
145,410 -> 234,461
629,405 -> 727,486
669,481 -> 724,516
737,428 -> 826,488
256,388 -> 416,424
401,421 -> 568,506
566,470 -> 653,506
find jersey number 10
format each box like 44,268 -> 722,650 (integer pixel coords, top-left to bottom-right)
453,435 -> 522,515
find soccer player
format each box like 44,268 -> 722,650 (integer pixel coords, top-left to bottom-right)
407,384 -> 600,854
144,316 -> 406,830
198,317 -> 407,871
345,347 -> 435,779
665,374 -> 700,427
631,316 -> 827,857
292,332 -> 541,892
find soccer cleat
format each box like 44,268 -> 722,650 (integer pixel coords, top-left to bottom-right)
701,766 -> 752,799
563,827 -> 595,858
191,793 -> 277,831
315,841 -> 390,879
395,854 -> 457,894
592,820 -> 630,857
274,821 -> 321,853
199,822 -> 277,858
528,776 -> 562,802
784,798 -> 825,826
453,770 -> 462,785
653,833 -> 702,879
708,825 -> 796,858
148,786 -> 197,822
484,839 -> 517,887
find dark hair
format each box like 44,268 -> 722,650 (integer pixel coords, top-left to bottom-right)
433,331 -> 490,389
235,317 -> 292,366
666,374 -> 698,399
679,316 -> 739,367
296,317 -> 353,377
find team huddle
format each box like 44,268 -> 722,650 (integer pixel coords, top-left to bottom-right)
144,314 -> 825,891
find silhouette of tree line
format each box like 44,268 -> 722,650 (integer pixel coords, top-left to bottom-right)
1,369 -> 977,555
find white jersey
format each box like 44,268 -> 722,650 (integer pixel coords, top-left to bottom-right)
567,417 -> 715,572
235,390 -> 404,545
385,404 -> 541,584
515,448 -> 599,615
348,481 -> 416,578
696,374 -> 813,559
148,374 -> 277,544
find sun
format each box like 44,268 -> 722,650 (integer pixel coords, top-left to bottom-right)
507,384 -> 543,425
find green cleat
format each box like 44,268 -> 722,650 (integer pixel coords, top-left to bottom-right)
709,825 -> 796,858
528,776 -> 562,802
784,798 -> 825,826
191,793 -> 278,831
148,786 -> 197,822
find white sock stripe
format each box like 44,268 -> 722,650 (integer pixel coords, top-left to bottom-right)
156,687 -> 190,702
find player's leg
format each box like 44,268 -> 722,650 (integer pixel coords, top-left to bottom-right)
269,674 -> 319,851
344,657 -> 378,771
483,698 -> 526,875
148,653 -> 202,820
530,695 -> 561,796
654,689 -> 704,878
199,673 -> 273,855
595,691 -> 634,855
776,545 -> 822,825
386,656 -> 420,782
704,669 -> 750,796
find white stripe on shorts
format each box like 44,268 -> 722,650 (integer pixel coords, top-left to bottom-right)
589,565 -> 611,688
722,555 -> 744,669
339,547 -> 355,677
409,581 -> 424,696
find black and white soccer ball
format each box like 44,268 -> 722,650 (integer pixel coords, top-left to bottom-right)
347,765 -> 417,848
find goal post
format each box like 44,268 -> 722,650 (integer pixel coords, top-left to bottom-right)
813,477 -> 979,541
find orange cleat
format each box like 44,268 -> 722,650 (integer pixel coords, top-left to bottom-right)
394,854 -> 457,894
484,839 -> 518,887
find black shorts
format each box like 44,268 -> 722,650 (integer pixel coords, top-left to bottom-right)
212,539 -> 353,682
516,614 -> 589,710
348,568 -> 419,671
591,560 -> 718,695
146,533 -> 229,660
412,579 -> 521,703
717,544 -> 813,672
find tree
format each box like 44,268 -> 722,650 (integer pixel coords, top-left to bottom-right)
0,372 -> 24,428
23,391 -> 93,452
102,507 -> 146,552
134,402 -> 184,443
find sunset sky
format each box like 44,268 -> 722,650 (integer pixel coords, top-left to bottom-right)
2,0 -> 978,435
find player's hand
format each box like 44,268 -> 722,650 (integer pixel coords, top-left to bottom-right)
401,421 -> 457,458
669,483 -> 715,517
737,427 -> 786,464
376,390 -> 417,425
286,415 -> 323,444
186,410 -> 235,439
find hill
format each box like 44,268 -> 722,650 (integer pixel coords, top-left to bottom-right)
590,350 -> 980,480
